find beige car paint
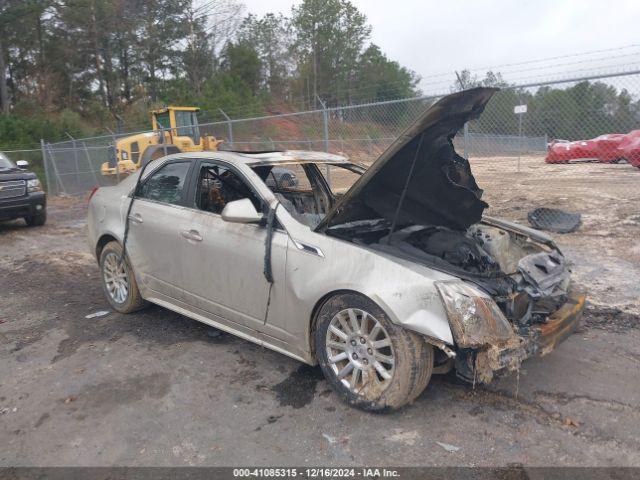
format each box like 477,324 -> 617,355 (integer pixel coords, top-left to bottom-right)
87,152 -> 458,365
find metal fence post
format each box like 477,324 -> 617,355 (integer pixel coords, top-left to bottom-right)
317,96 -> 331,187
46,143 -> 67,195
463,123 -> 469,159
65,132 -> 81,190
83,141 -> 101,185
317,96 -> 330,153
40,139 -> 53,195
106,127 -> 120,183
517,111 -> 523,173
220,109 -> 234,148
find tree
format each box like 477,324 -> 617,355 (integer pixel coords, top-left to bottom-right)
291,0 -> 371,106
354,44 -> 419,103
220,41 -> 262,95
238,13 -> 293,96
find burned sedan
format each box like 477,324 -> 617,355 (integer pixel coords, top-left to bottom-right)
87,88 -> 585,411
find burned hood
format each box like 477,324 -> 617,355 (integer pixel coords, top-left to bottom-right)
316,87 -> 498,233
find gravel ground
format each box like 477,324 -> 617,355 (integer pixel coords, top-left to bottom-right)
1,160 -> 639,467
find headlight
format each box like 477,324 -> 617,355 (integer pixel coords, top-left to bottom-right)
27,179 -> 42,192
121,151 -> 128,160
435,281 -> 514,347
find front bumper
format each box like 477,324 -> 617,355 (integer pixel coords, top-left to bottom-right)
0,192 -> 46,220
463,290 -> 586,383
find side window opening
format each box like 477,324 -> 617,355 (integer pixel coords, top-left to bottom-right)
138,162 -> 190,205
253,163 -> 329,229
196,164 -> 262,215
319,164 -> 363,196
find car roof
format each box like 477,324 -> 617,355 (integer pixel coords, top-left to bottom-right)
168,150 -> 351,167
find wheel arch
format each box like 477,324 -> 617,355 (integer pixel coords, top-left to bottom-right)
95,233 -> 120,260
308,289 -> 376,359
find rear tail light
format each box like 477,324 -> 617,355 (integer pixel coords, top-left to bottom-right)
88,186 -> 100,202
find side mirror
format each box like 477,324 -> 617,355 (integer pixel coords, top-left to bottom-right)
16,160 -> 29,169
221,198 -> 263,224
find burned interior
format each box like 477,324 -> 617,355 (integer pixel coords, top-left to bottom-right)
252,161 -> 363,229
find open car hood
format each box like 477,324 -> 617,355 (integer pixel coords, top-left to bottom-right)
316,87 -> 498,233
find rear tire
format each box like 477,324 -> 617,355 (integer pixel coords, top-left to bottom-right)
99,241 -> 147,313
315,293 -> 433,412
24,211 -> 46,226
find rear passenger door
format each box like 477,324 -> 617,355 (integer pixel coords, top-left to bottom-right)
178,160 -> 288,335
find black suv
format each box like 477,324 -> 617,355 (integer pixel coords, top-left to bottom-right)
0,153 -> 46,226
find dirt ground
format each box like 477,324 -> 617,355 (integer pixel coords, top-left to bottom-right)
1,157 -> 639,467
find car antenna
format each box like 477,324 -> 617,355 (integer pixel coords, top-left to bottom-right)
386,132 -> 425,244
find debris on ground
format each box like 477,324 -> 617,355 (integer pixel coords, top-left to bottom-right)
64,395 -> 77,404
322,433 -> 337,444
563,417 -> 580,428
85,310 -> 109,319
435,441 -> 461,453
527,207 -> 582,233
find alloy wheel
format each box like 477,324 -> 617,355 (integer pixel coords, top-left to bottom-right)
102,252 -> 129,304
325,308 -> 395,396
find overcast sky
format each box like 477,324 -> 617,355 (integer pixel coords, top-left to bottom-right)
241,0 -> 640,93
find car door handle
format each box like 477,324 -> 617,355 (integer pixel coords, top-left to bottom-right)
128,213 -> 143,224
181,229 -> 203,242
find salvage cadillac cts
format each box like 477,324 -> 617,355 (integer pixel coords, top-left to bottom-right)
88,88 -> 585,411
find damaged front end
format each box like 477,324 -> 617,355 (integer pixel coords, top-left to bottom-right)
316,87 -> 586,383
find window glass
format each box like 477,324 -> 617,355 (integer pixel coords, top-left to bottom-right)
319,164 -> 363,196
175,111 -> 200,143
154,112 -> 171,129
196,163 -> 262,215
138,162 -> 190,205
131,142 -> 140,164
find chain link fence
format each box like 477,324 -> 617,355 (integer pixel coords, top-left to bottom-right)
24,70 -> 640,233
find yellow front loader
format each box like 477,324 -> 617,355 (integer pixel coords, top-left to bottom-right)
101,106 -> 223,176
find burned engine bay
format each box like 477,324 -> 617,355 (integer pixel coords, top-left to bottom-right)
314,88 -> 572,330
326,218 -> 571,328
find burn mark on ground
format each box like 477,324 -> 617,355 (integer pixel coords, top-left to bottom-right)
583,305 -> 639,333
271,364 -> 325,409
60,372 -> 171,415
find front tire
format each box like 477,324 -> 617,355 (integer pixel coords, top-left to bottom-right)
315,293 -> 433,412
24,211 -> 46,226
99,241 -> 147,313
